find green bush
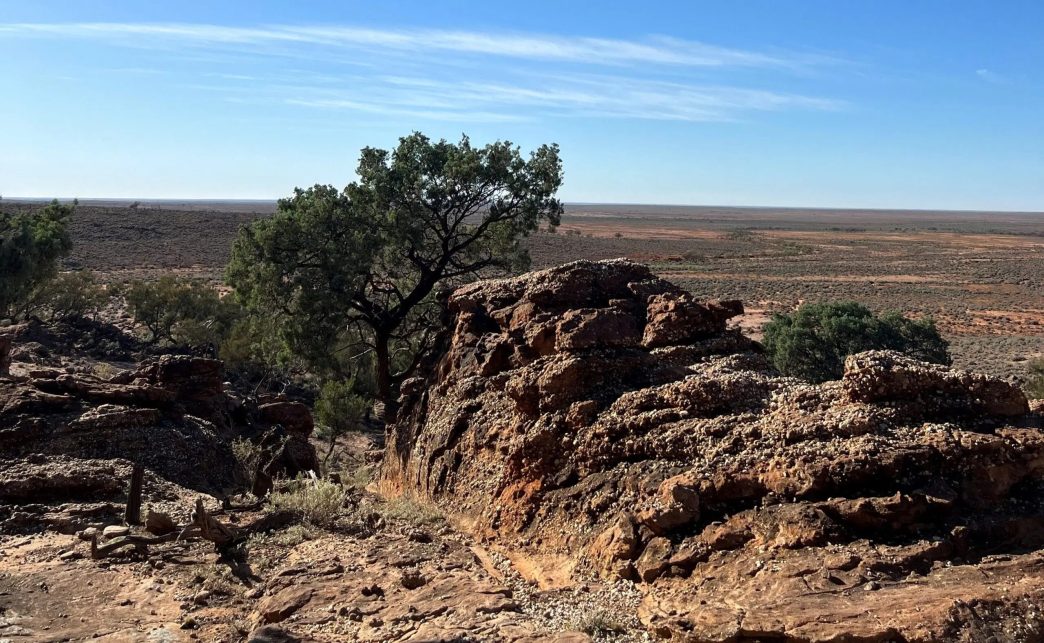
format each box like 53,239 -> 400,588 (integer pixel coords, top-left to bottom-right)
1026,358 -> 1044,399
123,276 -> 242,346
26,270 -> 107,321
1,200 -> 75,320
762,301 -> 950,383
315,378 -> 371,464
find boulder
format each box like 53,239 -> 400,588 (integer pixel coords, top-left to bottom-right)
259,401 -> 315,436
589,513 -> 639,580
247,626 -> 303,643
145,509 -> 177,536
642,293 -> 742,348
135,355 -> 224,401
843,349 -> 1029,416
0,455 -> 126,503
257,587 -> 314,624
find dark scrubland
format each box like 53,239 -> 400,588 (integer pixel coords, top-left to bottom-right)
11,200 -> 1037,381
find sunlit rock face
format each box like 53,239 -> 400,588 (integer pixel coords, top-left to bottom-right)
383,259 -> 1044,642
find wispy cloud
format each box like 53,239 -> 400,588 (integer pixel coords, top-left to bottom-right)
975,68 -> 1008,84
0,22 -> 838,70
345,74 -> 845,122
0,21 -> 846,123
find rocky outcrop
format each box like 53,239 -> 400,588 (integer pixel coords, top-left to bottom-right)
382,259 -> 1044,642
0,350 -> 319,521
251,398 -> 321,497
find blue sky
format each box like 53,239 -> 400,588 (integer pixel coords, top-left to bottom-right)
2,1 -> 1043,210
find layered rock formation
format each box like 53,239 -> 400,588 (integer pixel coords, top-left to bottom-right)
0,337 -> 319,533
382,259 -> 1044,642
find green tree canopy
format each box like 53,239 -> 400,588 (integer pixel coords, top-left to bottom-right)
762,301 -> 950,382
1,200 -> 75,321
226,132 -> 563,411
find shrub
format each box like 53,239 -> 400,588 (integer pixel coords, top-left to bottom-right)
1026,358 -> 1044,399
340,462 -> 375,491
1,200 -> 75,320
268,523 -> 315,547
315,378 -> 371,464
123,276 -> 242,347
26,270 -> 107,321
573,611 -> 628,637
231,437 -> 263,487
268,477 -> 346,528
762,301 -> 950,383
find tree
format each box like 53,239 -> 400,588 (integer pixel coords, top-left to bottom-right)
762,301 -> 950,382
0,200 -> 75,320
227,132 -> 563,413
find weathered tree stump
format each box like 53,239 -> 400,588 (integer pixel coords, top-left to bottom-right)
124,464 -> 144,525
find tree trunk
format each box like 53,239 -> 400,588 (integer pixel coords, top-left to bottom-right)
374,332 -> 398,421
124,464 -> 144,525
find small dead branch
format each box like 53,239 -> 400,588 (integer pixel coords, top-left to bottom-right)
191,497 -> 238,547
88,497 -> 240,560
90,532 -> 178,559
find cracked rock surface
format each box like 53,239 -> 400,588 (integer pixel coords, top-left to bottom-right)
383,259 -> 1044,642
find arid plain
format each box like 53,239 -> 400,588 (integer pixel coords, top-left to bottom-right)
29,199 -> 1043,382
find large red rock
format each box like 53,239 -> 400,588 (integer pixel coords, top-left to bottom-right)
382,259 -> 1044,642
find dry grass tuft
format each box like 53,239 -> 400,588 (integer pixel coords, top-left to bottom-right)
376,496 -> 445,527
573,610 -> 629,637
269,477 -> 346,528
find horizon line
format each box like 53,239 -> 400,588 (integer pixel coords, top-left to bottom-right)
3,196 -> 1042,216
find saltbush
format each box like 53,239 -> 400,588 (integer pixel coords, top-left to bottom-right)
763,301 -> 950,382
268,477 -> 346,528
